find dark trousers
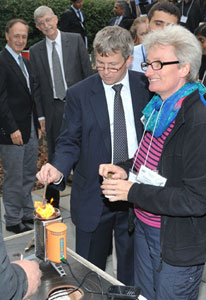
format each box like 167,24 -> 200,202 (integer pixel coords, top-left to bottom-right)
75,203 -> 134,285
134,218 -> 204,300
46,99 -> 65,208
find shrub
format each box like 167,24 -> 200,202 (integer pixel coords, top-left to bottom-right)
0,0 -> 115,53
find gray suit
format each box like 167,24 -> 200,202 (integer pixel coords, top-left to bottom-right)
30,31 -> 92,161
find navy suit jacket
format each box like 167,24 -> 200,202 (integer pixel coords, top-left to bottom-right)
108,16 -> 129,29
53,71 -> 151,232
59,7 -> 87,43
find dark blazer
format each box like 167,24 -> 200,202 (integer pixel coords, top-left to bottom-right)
59,7 -> 87,43
108,16 -> 131,29
29,31 -> 92,133
0,48 -> 39,144
52,71 -> 151,232
128,90 -> 206,266
177,0 -> 201,33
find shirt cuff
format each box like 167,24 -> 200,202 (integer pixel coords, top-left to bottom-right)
53,175 -> 64,185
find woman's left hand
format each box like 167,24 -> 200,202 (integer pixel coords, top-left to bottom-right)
101,179 -> 134,201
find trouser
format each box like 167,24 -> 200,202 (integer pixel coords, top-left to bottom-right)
0,121 -> 38,226
47,99 -> 65,162
75,203 -> 134,285
46,99 -> 65,208
134,218 -> 204,300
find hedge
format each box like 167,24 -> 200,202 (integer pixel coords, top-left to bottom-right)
0,0 -> 115,53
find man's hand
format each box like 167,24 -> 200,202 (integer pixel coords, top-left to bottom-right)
10,130 -> 23,145
101,179 -> 134,202
12,260 -> 42,299
39,119 -> 46,136
36,163 -> 63,184
38,128 -> 42,140
99,164 -> 127,180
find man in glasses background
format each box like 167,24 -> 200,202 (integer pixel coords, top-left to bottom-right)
36,25 -> 151,285
130,1 -> 180,72
30,6 -> 92,208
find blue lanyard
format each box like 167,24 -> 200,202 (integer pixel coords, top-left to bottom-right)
181,0 -> 194,17
141,45 -> 146,63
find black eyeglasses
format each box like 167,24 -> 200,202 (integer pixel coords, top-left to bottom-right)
96,59 -> 128,73
141,60 -> 180,71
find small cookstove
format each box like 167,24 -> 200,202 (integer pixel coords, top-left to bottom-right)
34,208 -> 62,261
34,208 -> 66,277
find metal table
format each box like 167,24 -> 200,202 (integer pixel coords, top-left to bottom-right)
4,230 -> 146,300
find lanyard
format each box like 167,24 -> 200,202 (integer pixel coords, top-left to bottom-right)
181,0 -> 194,17
131,100 -> 164,172
202,70 -> 206,86
141,45 -> 146,63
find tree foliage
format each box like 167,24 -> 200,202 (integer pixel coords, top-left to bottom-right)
0,0 -> 115,52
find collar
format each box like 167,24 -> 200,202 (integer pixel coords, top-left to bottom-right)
46,29 -> 61,47
5,44 -> 21,60
71,5 -> 81,14
102,71 -> 130,91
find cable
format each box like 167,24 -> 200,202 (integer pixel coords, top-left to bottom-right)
61,257 -> 107,299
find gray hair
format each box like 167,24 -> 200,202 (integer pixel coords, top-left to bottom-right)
93,26 -> 134,60
34,6 -> 55,23
143,24 -> 202,82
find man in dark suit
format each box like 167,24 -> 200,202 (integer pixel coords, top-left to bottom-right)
36,26 -> 151,285
0,19 -> 39,234
59,0 -> 88,47
109,0 -> 132,29
30,6 -> 92,207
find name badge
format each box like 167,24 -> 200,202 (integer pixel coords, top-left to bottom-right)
136,165 -> 167,187
128,169 -> 140,183
180,15 -> 188,23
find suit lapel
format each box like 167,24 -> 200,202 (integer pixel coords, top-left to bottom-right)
61,32 -> 70,84
39,40 -> 53,89
129,72 -> 143,143
89,75 -> 111,157
4,49 -> 30,95
71,7 -> 81,22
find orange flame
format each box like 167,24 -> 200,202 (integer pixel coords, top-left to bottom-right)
34,199 -> 55,219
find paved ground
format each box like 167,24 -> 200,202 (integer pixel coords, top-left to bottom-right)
0,187 -> 206,299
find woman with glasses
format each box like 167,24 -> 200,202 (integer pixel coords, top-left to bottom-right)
99,24 -> 206,300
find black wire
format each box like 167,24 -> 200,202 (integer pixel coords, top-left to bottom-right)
61,257 -> 107,299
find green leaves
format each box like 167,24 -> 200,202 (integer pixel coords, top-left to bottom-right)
0,0 -> 115,53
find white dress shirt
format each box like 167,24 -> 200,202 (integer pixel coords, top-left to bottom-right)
102,71 -> 138,163
46,30 -> 67,98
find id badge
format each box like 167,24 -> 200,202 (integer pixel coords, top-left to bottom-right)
128,169 -> 140,183
180,15 -> 188,23
136,165 -> 167,187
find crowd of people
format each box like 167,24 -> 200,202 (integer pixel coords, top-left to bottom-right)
0,0 -> 206,299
